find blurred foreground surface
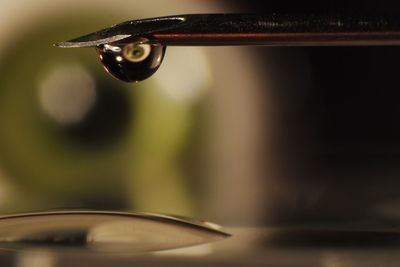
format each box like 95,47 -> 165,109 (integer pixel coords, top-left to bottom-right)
2,227 -> 400,267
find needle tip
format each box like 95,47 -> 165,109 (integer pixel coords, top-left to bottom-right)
53,42 -> 74,48
54,34 -> 132,48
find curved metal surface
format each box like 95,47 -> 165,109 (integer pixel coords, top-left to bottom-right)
0,211 -> 230,253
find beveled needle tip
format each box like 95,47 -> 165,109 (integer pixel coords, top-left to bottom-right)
55,34 -> 132,48
55,16 -> 185,48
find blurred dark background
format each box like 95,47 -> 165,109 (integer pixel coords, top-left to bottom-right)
232,0 -> 400,225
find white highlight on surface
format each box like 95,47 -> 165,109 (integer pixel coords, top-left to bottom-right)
154,47 -> 212,103
153,243 -> 213,257
38,64 -> 96,125
17,250 -> 56,267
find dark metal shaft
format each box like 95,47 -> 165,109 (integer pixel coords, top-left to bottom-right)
152,14 -> 400,46
57,14 -> 400,48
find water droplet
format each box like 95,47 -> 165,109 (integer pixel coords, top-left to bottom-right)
96,39 -> 166,82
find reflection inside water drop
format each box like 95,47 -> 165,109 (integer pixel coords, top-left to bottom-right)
96,39 -> 166,83
0,211 -> 229,253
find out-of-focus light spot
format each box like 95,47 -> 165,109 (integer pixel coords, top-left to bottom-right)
154,47 -> 212,103
115,56 -> 123,62
321,253 -> 346,267
17,250 -> 56,267
153,243 -> 213,257
38,64 -> 96,125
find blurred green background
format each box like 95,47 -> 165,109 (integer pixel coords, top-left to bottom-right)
0,1 -> 268,227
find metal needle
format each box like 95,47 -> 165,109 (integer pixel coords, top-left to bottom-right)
56,13 -> 400,48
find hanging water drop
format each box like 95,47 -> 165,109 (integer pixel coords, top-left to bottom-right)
96,40 -> 166,82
